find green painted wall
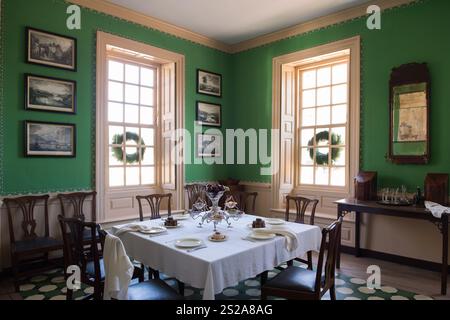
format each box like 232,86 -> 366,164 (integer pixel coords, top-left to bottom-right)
230,0 -> 450,190
0,0 -> 232,195
1,0 -> 449,196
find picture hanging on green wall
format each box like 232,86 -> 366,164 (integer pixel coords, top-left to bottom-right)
25,121 -> 76,157
25,74 -> 77,114
26,27 -> 77,71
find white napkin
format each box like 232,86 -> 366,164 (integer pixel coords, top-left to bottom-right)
253,227 -> 298,251
425,201 -> 450,219
103,233 -> 134,300
114,223 -> 152,236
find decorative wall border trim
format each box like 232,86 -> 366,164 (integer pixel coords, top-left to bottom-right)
230,0 -> 417,53
68,0 -> 231,53
68,0 -> 417,54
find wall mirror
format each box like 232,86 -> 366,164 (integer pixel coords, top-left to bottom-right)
389,63 -> 430,164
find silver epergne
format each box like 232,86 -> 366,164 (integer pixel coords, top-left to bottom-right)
189,185 -> 243,231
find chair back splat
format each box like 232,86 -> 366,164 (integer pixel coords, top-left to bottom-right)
136,193 -> 172,221
285,196 -> 319,225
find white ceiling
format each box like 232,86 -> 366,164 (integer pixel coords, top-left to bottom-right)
107,0 -> 371,44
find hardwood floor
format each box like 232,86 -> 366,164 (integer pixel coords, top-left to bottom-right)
0,253 -> 448,300
326,253 -> 449,300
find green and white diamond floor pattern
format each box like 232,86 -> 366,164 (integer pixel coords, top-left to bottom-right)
18,263 -> 433,301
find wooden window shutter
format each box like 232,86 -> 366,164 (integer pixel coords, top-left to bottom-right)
161,62 -> 176,190
278,65 -> 296,204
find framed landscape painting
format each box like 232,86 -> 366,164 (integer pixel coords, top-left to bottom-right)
196,101 -> 221,127
25,121 -> 76,157
197,133 -> 221,157
197,69 -> 222,97
26,74 -> 76,114
27,27 -> 77,71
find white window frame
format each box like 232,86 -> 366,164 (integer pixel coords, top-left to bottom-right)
96,32 -> 185,223
295,56 -> 350,191
106,56 -> 159,189
271,36 -> 360,216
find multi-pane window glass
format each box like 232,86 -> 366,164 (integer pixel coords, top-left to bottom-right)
299,61 -> 349,187
107,59 -> 156,188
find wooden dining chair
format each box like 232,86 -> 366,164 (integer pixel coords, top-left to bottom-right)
58,191 -> 98,244
285,195 -> 319,270
57,191 -> 97,222
4,195 -> 62,291
58,215 -> 103,300
226,191 -> 258,213
58,216 -> 144,300
261,217 -> 343,300
136,193 -> 172,221
97,227 -> 183,300
184,183 -> 208,209
135,193 -> 183,293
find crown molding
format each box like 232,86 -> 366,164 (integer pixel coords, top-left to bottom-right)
69,0 -> 416,54
68,0 -> 232,53
230,0 -> 416,53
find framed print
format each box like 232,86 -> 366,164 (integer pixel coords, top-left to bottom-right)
26,74 -> 76,114
25,121 -> 76,157
197,69 -> 222,97
196,133 -> 221,157
27,27 -> 77,71
196,101 -> 221,127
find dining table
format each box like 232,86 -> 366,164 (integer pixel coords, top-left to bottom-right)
112,213 -> 322,300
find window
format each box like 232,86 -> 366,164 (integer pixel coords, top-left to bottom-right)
97,32 -> 184,223
298,58 -> 349,188
107,58 -> 157,188
272,37 -> 360,211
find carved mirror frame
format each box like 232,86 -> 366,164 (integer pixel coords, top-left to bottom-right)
389,63 -> 430,164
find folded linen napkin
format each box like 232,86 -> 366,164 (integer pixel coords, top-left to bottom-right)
425,201 -> 450,219
114,223 -> 153,237
103,233 -> 134,300
252,227 -> 298,251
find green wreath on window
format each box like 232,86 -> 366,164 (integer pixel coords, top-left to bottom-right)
308,130 -> 342,165
112,132 -> 146,164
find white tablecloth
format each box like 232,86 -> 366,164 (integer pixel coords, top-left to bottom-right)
112,214 -> 322,300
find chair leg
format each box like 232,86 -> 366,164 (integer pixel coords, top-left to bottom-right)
330,285 -> 336,301
147,267 -> 160,279
138,263 -> 145,282
177,280 -> 185,296
260,271 -> 268,286
93,282 -> 102,300
11,256 -> 20,292
261,288 -> 268,300
66,288 -> 74,301
307,251 -> 313,270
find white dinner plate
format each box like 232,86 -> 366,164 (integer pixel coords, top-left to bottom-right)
161,222 -> 183,229
265,218 -> 285,225
249,232 -> 276,240
175,238 -> 203,248
139,226 -> 167,234
171,214 -> 190,220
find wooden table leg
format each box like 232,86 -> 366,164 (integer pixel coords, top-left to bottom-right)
337,206 -> 343,269
355,211 -> 361,258
442,214 -> 448,295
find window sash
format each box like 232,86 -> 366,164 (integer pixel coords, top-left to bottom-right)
296,58 -> 350,189
106,56 -> 158,189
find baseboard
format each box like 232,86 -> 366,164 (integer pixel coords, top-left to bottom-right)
340,245 -> 450,273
